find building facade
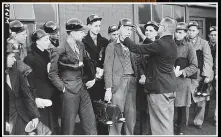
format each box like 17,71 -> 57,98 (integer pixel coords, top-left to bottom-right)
9,3 -> 217,47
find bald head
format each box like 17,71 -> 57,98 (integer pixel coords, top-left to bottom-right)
158,17 -> 177,36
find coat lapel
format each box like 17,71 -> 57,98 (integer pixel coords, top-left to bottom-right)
65,42 -> 80,60
84,33 -> 100,54
9,69 -> 17,92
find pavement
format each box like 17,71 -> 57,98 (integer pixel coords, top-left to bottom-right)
74,99 -> 217,135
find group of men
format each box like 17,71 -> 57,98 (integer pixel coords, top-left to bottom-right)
5,13 -> 217,135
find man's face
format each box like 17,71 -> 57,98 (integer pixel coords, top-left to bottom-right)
72,30 -> 86,41
7,53 -> 16,68
14,30 -> 28,44
89,21 -> 101,35
50,31 -> 60,40
120,26 -> 132,38
175,30 -> 187,41
209,31 -> 217,43
145,26 -> 158,40
188,26 -> 199,39
158,21 -> 166,36
36,35 -> 51,50
109,30 -> 119,41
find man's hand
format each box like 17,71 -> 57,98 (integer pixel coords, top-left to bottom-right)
204,77 -> 210,83
174,66 -> 183,77
96,67 -> 104,79
35,98 -> 45,109
31,118 -> 39,129
133,24 -> 146,40
139,75 -> 146,85
104,88 -> 112,103
86,79 -> 96,89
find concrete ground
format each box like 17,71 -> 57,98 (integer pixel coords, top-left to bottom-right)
73,99 -> 217,135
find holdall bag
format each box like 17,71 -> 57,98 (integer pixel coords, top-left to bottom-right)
92,100 -> 125,126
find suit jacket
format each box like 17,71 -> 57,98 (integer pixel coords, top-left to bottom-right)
104,40 -> 139,93
48,41 -> 88,94
123,35 -> 177,94
82,33 -> 109,69
24,44 -> 57,99
5,68 -> 40,124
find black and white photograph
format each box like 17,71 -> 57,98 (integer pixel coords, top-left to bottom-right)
2,2 -> 217,136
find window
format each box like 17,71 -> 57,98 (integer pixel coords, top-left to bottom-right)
152,5 -> 162,23
162,5 -> 172,18
173,5 -> 185,22
137,4 -> 151,24
33,4 -> 58,29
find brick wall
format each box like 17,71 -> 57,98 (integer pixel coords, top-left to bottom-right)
58,4 -> 134,44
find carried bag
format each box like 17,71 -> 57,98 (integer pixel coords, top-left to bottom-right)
92,100 -> 125,126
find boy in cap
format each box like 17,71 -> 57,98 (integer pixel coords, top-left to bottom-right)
108,24 -> 119,43
43,21 -> 60,48
7,20 -> 32,78
104,18 -> 138,135
133,21 -> 159,135
208,26 -> 217,126
82,14 -> 109,135
119,17 -> 178,135
173,22 -> 198,135
42,21 -> 62,133
4,45 -> 40,135
24,29 -> 59,134
187,21 -> 213,129
82,14 -> 109,101
48,18 -> 97,135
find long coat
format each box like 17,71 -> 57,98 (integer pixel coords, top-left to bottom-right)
189,36 -> 213,103
123,35 -> 177,94
82,33 -> 109,101
104,40 -> 139,93
174,39 -> 198,107
24,44 -> 59,132
5,68 -> 40,135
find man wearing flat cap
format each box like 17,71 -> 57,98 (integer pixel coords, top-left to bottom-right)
82,14 -> 109,135
173,22 -> 198,135
104,18 -> 139,135
108,24 -> 119,43
208,26 -> 217,126
82,14 -> 109,101
4,43 -> 40,135
119,17 -> 178,135
48,18 -> 97,135
187,21 -> 213,129
133,20 -> 159,135
7,20 -> 32,81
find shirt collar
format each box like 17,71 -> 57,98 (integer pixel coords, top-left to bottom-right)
90,31 -> 97,41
